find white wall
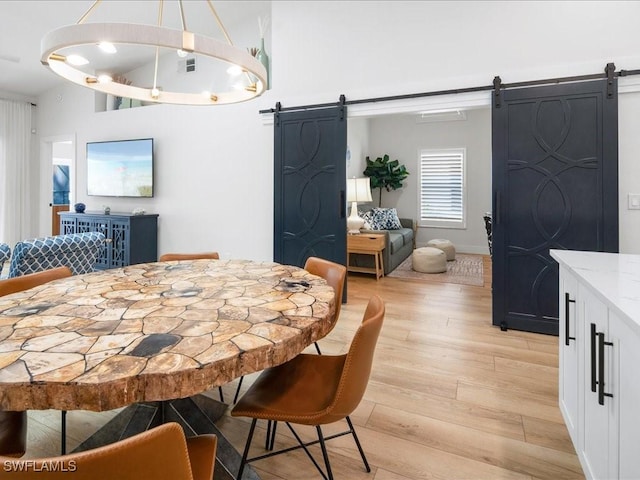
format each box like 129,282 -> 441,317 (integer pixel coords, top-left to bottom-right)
367,108 -> 492,254
33,1 -> 640,259
619,90 -> 640,254
346,117 -> 369,179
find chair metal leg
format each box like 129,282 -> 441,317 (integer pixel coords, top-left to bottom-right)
237,418 -> 257,480
268,420 -> 277,450
265,420 -> 272,450
233,376 -> 244,404
346,415 -> 371,472
314,341 -> 322,354
316,425 -> 334,480
218,386 -> 224,403
285,423 -> 329,480
60,410 -> 67,455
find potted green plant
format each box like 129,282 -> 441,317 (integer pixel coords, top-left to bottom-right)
363,154 -> 409,207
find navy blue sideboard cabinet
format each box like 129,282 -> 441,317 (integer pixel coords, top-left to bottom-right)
59,211 -> 159,270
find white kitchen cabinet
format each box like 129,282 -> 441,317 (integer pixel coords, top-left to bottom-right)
551,250 -> 640,480
609,310 -> 640,480
558,267 -> 580,444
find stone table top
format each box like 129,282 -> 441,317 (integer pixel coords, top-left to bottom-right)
0,259 -> 335,412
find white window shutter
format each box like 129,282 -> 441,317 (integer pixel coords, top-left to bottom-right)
419,148 -> 465,228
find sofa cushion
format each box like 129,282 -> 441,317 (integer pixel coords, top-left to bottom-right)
388,232 -> 404,254
399,227 -> 413,245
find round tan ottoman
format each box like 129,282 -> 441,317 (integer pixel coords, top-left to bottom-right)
412,247 -> 447,273
426,239 -> 456,261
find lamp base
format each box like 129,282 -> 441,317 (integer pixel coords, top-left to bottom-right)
347,201 -> 364,235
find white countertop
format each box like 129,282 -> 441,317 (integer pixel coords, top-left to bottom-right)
550,249 -> 640,334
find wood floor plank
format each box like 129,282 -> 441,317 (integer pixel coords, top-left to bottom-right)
457,382 -> 565,423
367,404 -> 583,480
522,416 -> 577,454
363,381 -> 526,441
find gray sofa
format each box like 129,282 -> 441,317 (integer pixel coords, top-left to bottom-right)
350,218 -> 415,275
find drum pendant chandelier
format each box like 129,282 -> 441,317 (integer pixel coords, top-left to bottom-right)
40,0 -> 268,106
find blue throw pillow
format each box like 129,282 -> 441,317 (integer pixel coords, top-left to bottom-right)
365,208 -> 402,230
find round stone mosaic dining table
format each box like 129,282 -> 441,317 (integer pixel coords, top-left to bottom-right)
0,259 -> 335,413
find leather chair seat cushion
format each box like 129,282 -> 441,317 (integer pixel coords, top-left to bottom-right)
412,247 -> 447,273
232,354 -> 347,426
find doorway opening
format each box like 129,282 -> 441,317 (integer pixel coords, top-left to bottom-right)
40,135 -> 76,237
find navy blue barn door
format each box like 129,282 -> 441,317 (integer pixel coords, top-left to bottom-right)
492,79 -> 618,334
273,105 -> 347,273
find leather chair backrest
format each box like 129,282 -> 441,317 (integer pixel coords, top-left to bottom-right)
325,295 -> 385,422
9,232 -> 105,278
0,266 -> 72,297
0,422 -> 216,480
159,252 -> 220,261
304,256 -> 347,323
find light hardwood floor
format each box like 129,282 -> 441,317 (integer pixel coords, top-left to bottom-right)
23,256 -> 584,479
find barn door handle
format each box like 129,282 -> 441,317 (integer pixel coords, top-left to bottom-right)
340,190 -> 345,218
590,323 -> 597,393
597,332 -> 614,406
564,293 -> 576,346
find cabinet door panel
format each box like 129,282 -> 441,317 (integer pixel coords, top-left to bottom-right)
609,312 -> 640,480
92,219 -> 111,269
580,286 -> 610,480
110,220 -> 130,268
559,267 -> 579,444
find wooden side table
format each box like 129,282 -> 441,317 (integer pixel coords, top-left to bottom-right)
347,233 -> 385,280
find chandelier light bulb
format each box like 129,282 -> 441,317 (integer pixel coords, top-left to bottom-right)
97,74 -> 112,83
98,42 -> 117,54
226,65 -> 243,76
66,54 -> 89,66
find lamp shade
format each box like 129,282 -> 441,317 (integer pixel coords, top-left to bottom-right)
347,177 -> 373,203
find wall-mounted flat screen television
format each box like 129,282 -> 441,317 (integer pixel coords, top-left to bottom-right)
87,138 -> 154,197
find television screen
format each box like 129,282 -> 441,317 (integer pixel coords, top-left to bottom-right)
87,138 -> 154,197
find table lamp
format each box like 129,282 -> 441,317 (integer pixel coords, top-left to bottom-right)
346,177 -> 373,234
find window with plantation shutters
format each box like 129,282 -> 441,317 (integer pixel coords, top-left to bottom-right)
419,148 -> 466,228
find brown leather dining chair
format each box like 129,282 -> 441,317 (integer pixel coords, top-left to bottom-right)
0,422 -> 217,480
304,256 -> 347,355
231,295 -> 385,480
159,252 -> 220,262
0,266 -> 73,458
232,256 -> 347,406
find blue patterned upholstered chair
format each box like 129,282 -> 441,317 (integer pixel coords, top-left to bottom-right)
0,243 -> 10,277
8,232 -> 106,278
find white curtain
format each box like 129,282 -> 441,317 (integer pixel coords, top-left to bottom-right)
0,99 -> 32,248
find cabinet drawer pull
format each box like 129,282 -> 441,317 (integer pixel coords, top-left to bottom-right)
564,293 -> 576,346
597,332 -> 614,406
590,323 -> 597,393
